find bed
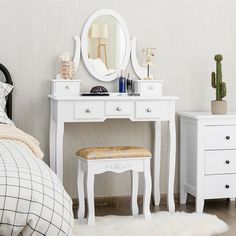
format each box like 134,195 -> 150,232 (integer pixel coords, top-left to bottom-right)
0,64 -> 74,236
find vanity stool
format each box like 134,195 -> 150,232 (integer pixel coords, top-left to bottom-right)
76,146 -> 152,225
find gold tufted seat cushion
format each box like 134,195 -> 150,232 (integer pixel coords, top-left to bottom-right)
76,146 -> 152,160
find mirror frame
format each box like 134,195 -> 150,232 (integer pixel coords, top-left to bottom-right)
81,9 -> 131,82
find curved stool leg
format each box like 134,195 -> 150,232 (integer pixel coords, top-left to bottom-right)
87,171 -> 95,225
77,160 -> 85,221
131,171 -> 139,216
143,159 -> 152,220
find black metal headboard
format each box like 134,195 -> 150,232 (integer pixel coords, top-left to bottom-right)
0,64 -> 13,119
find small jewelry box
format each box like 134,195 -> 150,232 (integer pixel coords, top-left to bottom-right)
51,79 -> 81,96
133,80 -> 163,97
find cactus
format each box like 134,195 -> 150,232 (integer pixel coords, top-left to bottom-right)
211,54 -> 227,101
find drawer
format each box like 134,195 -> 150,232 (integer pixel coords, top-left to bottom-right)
74,101 -> 104,120
205,125 -> 236,150
205,150 -> 236,175
52,80 -> 80,96
133,80 -> 162,97
204,174 -> 236,199
106,102 -> 134,116
135,101 -> 161,119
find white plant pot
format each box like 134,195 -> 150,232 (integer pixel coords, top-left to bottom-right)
211,100 -> 227,115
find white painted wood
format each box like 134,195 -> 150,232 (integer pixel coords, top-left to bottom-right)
131,171 -> 139,216
205,125 -> 236,150
106,101 -> 134,116
135,101 -> 162,119
167,101 -> 176,212
143,159 -> 152,220
179,112 -> 236,213
152,121 -> 161,206
133,80 -> 163,97
81,9 -> 130,82
86,171 -> 95,225
205,150 -> 236,175
131,37 -> 147,80
73,36 -> 80,72
77,160 -> 85,221
52,80 -> 81,96
49,100 -> 56,172
49,94 -> 178,212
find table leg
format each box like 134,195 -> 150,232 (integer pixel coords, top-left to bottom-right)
55,120 -> 64,182
49,107 -> 56,172
167,113 -> 176,212
152,121 -> 161,206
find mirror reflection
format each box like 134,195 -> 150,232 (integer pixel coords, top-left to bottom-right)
87,15 -> 126,76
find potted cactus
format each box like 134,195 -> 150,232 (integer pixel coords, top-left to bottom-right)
211,54 -> 227,114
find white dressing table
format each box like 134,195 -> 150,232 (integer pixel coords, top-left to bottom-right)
49,94 -> 178,212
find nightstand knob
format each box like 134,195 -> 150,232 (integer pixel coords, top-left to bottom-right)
86,108 -> 91,113
226,136 -> 230,140
149,86 -> 154,90
146,108 -> 152,113
65,85 -> 70,90
116,107 -> 122,111
225,185 -> 230,189
225,160 -> 230,164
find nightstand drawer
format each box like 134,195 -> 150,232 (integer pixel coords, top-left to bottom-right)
205,150 -> 236,175
106,102 -> 134,116
205,125 -> 236,150
204,174 -> 236,199
52,80 -> 81,96
135,102 -> 161,119
74,101 -> 104,119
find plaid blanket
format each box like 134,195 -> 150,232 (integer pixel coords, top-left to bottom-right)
0,140 -> 74,236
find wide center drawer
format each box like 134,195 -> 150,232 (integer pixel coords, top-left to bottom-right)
205,150 -> 236,175
74,101 -> 104,119
204,174 -> 236,199
106,101 -> 134,116
205,125 -> 236,150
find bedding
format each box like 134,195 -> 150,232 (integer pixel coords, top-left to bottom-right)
0,125 -> 74,236
0,82 -> 14,126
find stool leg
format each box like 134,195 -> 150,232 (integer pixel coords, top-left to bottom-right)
143,159 -> 152,220
87,172 -> 95,225
131,171 -> 139,216
77,160 -> 85,221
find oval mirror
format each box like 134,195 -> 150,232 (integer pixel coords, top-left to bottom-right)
81,9 -> 130,82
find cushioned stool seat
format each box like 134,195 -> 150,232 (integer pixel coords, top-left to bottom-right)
77,146 -> 152,160
76,146 -> 152,225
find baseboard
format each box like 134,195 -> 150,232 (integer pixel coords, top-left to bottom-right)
72,193 -> 194,209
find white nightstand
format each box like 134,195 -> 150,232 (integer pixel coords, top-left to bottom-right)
179,112 -> 236,213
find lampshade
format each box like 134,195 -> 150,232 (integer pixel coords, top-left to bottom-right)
90,24 -> 108,38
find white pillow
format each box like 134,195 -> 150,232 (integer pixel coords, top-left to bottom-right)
0,82 -> 14,126
89,58 -> 108,75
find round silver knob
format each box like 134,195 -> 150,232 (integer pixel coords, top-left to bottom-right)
86,108 -> 91,113
147,108 -> 152,113
65,85 -> 70,90
116,107 -> 122,111
149,86 -> 154,90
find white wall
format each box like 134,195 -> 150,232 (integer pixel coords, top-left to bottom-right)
1,0 -> 236,198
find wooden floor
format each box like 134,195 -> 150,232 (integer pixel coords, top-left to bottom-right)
75,199 -> 236,235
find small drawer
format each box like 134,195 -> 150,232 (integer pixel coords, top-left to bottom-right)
205,125 -> 236,150
74,101 -> 104,120
135,101 -> 161,119
205,150 -> 236,175
133,80 -> 162,97
52,80 -> 81,96
106,102 -> 134,116
204,174 -> 236,199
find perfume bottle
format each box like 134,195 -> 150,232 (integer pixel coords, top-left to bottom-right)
119,70 -> 126,93
126,73 -> 133,94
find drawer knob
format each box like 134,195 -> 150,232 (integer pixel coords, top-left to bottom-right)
149,86 -> 154,90
226,136 -> 230,140
65,85 -> 70,90
146,108 -> 152,113
225,185 -> 230,189
225,160 -> 230,164
116,107 -> 122,112
86,108 -> 91,113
